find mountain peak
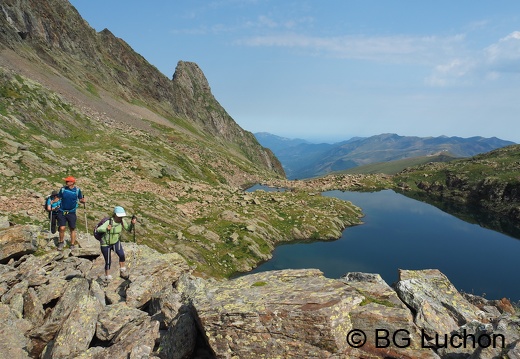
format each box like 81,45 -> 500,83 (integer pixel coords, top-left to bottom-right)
0,0 -> 284,177
172,61 -> 211,92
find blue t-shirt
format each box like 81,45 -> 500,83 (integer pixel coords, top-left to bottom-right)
58,186 -> 83,212
46,196 -> 61,212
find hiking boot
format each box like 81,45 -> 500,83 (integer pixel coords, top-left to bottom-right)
104,274 -> 113,281
69,244 -> 76,250
120,267 -> 129,279
57,242 -> 64,251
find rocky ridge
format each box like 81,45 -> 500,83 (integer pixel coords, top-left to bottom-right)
1,224 -> 519,359
0,0 -> 283,175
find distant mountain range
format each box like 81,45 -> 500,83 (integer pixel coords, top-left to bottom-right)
255,132 -> 516,179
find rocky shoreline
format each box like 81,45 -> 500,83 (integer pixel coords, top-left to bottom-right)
1,223 -> 519,359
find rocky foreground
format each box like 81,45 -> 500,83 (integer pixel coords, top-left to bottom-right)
1,222 -> 519,359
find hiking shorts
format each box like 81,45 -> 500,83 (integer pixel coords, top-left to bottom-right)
57,211 -> 77,229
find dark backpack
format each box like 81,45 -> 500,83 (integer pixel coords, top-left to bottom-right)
93,217 -> 111,241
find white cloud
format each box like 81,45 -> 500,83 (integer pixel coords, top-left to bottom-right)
484,31 -> 520,73
235,27 -> 520,87
427,31 -> 520,86
236,33 -> 465,65
257,15 -> 278,28
425,58 -> 476,86
244,15 -> 314,30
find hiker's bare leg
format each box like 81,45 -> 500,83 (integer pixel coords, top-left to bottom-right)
70,228 -> 76,245
59,226 -> 66,243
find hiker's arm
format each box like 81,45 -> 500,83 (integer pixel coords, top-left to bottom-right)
78,189 -> 86,203
123,218 -> 134,232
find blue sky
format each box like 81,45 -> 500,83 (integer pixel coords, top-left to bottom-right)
69,0 -> 520,143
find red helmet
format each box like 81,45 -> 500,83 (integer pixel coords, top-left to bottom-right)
63,176 -> 76,183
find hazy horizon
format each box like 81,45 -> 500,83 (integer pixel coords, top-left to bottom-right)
255,131 -> 517,146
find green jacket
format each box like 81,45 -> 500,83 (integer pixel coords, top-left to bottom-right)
96,217 -> 133,246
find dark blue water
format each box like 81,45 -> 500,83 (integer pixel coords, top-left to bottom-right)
248,189 -> 520,302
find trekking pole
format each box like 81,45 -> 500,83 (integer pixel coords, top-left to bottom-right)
49,212 -> 52,241
84,202 -> 89,236
107,218 -> 113,276
132,215 -> 137,243
132,215 -> 137,265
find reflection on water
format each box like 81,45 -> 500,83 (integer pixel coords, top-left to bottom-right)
397,190 -> 520,240
245,189 -> 520,302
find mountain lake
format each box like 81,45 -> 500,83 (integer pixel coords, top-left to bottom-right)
244,185 -> 520,302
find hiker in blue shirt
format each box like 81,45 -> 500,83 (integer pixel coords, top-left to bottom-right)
45,190 -> 61,234
56,176 -> 86,250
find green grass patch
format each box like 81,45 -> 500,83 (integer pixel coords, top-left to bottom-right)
85,82 -> 99,97
252,281 -> 268,287
356,289 -> 396,307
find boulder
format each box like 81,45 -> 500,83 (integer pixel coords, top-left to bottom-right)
0,303 -> 32,358
86,242 -> 190,306
0,225 -> 39,263
342,272 -> 440,359
23,287 -> 45,326
96,303 -> 149,341
74,233 -> 103,257
0,216 -> 9,229
191,269 -> 364,358
506,340 -> 520,359
158,305 -> 198,359
148,285 -> 184,328
46,285 -> 103,358
35,276 -> 69,305
394,269 -> 485,338
28,277 -> 92,357
123,245 -> 190,308
91,317 -> 160,359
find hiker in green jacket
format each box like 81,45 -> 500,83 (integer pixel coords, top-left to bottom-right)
96,206 -> 136,280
